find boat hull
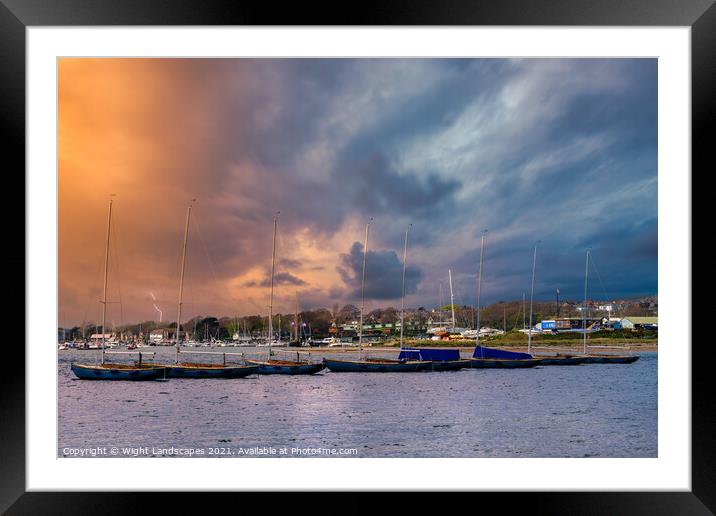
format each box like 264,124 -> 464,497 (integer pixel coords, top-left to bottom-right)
245,360 -> 326,375
582,355 -> 640,364
537,356 -> 587,366
163,363 -> 258,379
469,358 -> 542,368
71,363 -> 166,381
425,359 -> 472,371
323,358 -> 426,372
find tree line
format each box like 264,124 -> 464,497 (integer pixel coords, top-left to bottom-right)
60,297 -> 656,341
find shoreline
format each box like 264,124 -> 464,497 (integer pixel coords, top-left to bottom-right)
282,339 -> 658,354
59,339 -> 658,354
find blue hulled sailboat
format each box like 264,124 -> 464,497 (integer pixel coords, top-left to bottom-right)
70,198 -> 169,381
577,250 -> 640,365
396,235 -> 471,372
245,213 -> 325,375
521,243 -> 585,366
398,347 -> 470,371
468,232 -> 541,369
159,202 -> 257,379
469,346 -> 542,368
322,221 -> 426,373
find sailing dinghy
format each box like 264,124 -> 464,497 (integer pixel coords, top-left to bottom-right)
70,198 -> 168,381
582,354 -> 639,364
398,347 -> 470,371
518,241 -> 586,366
577,250 -> 640,365
388,225 -> 470,371
468,232 -> 541,369
322,221 -> 426,373
469,346 -> 542,368
322,357 -> 429,372
159,202 -> 257,379
244,213 -> 325,375
71,362 -> 166,380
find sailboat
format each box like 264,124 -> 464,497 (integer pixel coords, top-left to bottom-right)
287,293 -> 306,347
323,220 -> 428,373
426,284 -> 452,337
469,231 -> 542,369
161,202 -> 258,379
583,353 -> 640,364
396,225 -> 470,371
527,242 -> 586,366
245,213 -> 325,374
71,197 -> 167,381
579,250 -> 640,364
446,269 -> 468,337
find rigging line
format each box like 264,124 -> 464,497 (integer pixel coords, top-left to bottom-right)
277,216 -> 285,262
277,224 -> 293,325
86,223 -> 107,333
589,254 -> 625,319
451,289 -> 461,327
80,305 -> 89,338
589,254 -> 611,302
190,210 -> 216,324
454,282 -> 471,327
192,209 -> 227,301
513,304 -> 522,328
275,217 -> 284,313
110,211 -> 124,328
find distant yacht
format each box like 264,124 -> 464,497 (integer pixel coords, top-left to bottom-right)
426,269 -> 468,337
462,327 -> 505,339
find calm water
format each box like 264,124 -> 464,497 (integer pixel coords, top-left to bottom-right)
58,348 -> 657,458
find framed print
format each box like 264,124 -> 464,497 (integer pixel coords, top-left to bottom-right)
5,0 -> 710,513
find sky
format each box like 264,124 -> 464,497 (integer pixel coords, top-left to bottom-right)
58,58 -> 657,327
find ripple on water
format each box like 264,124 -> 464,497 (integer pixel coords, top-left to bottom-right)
57,348 -> 657,457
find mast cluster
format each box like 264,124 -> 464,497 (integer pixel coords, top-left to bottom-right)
95,201 -> 595,358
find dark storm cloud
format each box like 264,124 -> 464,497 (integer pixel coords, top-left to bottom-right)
217,59 -> 355,171
244,271 -> 307,288
402,59 -> 657,306
337,242 -> 422,300
278,258 -> 302,269
216,58 -> 657,268
60,58 -> 657,325
336,152 -> 461,218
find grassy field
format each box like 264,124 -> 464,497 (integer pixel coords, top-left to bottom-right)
331,330 -> 658,352
389,339 -> 655,351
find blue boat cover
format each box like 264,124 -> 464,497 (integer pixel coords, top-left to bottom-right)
398,348 -> 460,361
472,346 -> 533,359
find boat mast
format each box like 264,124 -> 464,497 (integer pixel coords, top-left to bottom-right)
528,242 -> 539,355
448,269 -> 456,329
175,201 -> 193,362
268,212 -> 278,353
295,292 -> 300,342
475,230 -> 487,352
358,218 -> 372,358
583,249 -> 590,354
100,197 -> 113,364
438,283 -> 444,323
522,292 -> 526,329
399,224 -> 411,349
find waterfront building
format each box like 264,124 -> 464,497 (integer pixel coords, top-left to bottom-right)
149,328 -> 178,345
616,316 -> 658,330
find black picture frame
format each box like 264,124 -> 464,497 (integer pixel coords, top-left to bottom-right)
4,0 -> 708,513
